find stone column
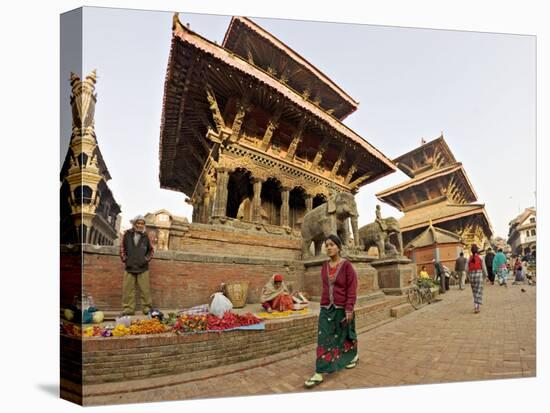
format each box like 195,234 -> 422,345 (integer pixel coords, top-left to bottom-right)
305,195 -> 313,212
212,168 -> 230,218
280,187 -> 290,227
252,177 -> 264,223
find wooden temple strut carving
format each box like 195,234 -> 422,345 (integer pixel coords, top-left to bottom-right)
312,136 -> 330,169
231,95 -> 251,138
349,173 -> 372,190
286,117 -> 307,160
204,82 -> 226,133
330,147 -> 346,178
344,163 -> 358,185
261,107 -> 283,150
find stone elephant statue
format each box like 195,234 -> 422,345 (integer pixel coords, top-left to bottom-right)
301,192 -> 360,258
358,217 -> 403,258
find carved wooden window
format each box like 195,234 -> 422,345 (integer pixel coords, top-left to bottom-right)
74,185 -> 93,204
79,152 -> 88,167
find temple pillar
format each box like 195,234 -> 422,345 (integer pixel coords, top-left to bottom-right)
252,177 -> 264,223
305,195 -> 313,212
202,192 -> 211,224
212,168 -> 230,218
280,187 -> 290,227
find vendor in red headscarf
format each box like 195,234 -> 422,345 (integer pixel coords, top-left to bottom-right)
260,274 -> 294,313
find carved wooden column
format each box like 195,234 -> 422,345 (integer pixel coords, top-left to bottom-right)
212,168 -> 230,218
305,195 -> 313,212
280,187 -> 290,227
252,177 -> 264,223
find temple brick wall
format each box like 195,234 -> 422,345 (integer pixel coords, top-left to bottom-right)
61,251 -> 83,309
170,223 -> 302,260
63,236 -> 305,311
410,244 -> 462,277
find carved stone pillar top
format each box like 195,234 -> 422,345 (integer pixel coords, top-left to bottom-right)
215,166 -> 231,175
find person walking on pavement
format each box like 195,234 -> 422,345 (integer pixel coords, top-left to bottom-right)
304,234 -> 358,388
467,243 -> 488,314
513,257 -> 525,284
455,252 -> 467,290
493,248 -> 508,287
485,247 -> 496,285
433,258 -> 445,294
119,215 -> 155,315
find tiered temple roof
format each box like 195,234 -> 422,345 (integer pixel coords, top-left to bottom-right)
376,135 -> 492,248
159,14 -> 396,230
222,17 -> 359,120
406,221 -> 463,249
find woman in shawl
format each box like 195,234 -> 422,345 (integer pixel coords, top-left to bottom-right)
513,257 -> 524,282
260,274 -> 294,313
492,248 -> 508,287
468,243 -> 488,314
304,234 -> 358,388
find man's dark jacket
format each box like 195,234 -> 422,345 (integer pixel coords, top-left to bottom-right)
120,229 -> 154,274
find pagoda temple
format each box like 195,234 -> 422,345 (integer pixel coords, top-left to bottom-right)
376,135 -> 492,251
159,15 -> 396,235
60,70 -> 121,245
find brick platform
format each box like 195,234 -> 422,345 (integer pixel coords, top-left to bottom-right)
61,293 -> 409,404
79,283 -> 536,406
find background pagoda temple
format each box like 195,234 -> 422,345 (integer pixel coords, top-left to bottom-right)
60,70 -> 121,245
376,135 -> 493,252
159,15 -> 396,234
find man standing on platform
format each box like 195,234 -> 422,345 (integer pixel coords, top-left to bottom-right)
455,252 -> 467,290
119,215 -> 155,315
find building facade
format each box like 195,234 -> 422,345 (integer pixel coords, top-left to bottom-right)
508,207 -> 536,256
144,209 -> 189,251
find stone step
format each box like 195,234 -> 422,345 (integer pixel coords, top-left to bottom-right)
390,303 -> 415,318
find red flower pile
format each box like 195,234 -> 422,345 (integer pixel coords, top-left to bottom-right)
206,312 -> 262,331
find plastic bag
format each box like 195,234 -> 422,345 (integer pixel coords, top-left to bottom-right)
209,292 -> 233,318
115,315 -> 132,328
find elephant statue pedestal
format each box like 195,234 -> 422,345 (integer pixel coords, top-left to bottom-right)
370,256 -> 416,296
303,252 -> 384,304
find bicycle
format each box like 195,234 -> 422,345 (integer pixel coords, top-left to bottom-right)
407,278 -> 434,309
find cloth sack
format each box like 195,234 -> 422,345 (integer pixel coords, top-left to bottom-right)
209,292 -> 233,318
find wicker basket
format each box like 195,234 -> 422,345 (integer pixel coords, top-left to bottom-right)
223,281 -> 249,308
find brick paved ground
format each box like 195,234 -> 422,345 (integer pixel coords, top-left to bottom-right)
86,282 -> 536,405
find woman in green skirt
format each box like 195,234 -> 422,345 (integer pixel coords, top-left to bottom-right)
304,234 -> 358,388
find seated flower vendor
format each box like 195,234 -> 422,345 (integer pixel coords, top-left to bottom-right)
260,274 -> 294,313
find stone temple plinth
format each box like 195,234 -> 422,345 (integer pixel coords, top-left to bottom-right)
370,255 -> 416,295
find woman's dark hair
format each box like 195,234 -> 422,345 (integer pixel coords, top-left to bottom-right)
469,244 -> 479,264
498,248 -> 503,252
325,234 -> 343,251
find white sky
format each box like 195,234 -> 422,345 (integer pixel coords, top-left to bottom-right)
62,7 -> 536,237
